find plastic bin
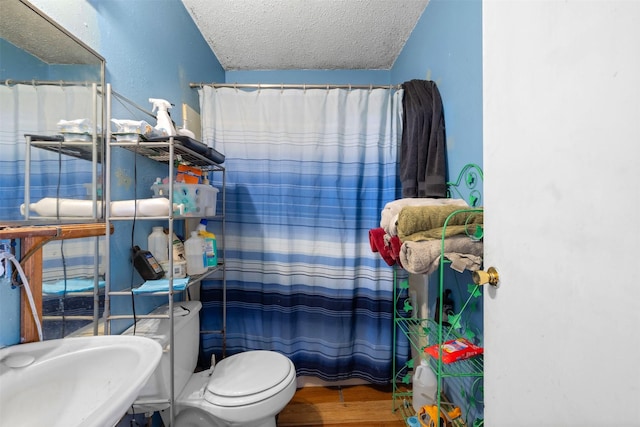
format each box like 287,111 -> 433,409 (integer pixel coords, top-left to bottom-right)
151,183 -> 218,217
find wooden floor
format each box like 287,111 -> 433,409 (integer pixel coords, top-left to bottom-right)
277,384 -> 408,427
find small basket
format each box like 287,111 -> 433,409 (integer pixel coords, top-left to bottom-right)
151,183 -> 218,217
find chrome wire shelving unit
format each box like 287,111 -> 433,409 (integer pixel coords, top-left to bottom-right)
103,85 -> 226,426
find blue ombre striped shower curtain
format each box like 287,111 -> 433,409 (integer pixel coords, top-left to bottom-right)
198,86 -> 406,383
0,84 -> 98,221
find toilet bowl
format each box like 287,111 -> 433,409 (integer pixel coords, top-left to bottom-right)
122,301 -> 296,426
171,351 -> 297,427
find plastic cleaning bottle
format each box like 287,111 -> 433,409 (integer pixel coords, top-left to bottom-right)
196,219 -> 217,267
149,98 -> 176,136
184,231 -> 207,275
171,232 -> 186,262
412,358 -> 438,413
147,226 -> 168,262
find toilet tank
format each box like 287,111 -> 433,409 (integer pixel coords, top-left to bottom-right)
122,300 -> 202,411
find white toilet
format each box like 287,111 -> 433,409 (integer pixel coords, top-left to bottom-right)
122,300 -> 296,427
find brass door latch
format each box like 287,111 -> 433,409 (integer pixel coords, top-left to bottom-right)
472,266 -> 499,286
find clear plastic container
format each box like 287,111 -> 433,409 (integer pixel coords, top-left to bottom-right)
151,183 -> 218,216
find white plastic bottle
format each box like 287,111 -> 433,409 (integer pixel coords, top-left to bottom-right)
184,231 -> 206,275
412,358 -> 438,412
171,232 -> 186,262
147,226 -> 168,262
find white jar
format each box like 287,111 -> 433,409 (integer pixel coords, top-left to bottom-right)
147,226 -> 168,262
184,231 -> 207,275
412,358 -> 438,412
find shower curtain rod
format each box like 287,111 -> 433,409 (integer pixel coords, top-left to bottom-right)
1,79 -> 99,87
189,82 -> 402,90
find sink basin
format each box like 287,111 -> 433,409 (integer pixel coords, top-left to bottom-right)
0,335 -> 162,427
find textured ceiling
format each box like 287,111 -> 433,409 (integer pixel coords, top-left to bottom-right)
0,0 -> 102,65
181,0 -> 429,71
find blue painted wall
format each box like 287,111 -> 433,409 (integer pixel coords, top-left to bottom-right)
0,39 -> 48,80
392,0 -> 483,176
1,0 -> 482,344
0,243 -> 21,347
0,39 -> 99,82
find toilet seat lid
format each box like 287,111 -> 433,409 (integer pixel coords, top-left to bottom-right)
204,350 -> 294,407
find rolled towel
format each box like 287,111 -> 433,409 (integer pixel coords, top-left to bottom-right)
397,205 -> 483,242
380,198 -> 468,234
369,228 -> 384,253
368,228 -> 396,266
400,236 -> 483,275
389,235 -> 403,266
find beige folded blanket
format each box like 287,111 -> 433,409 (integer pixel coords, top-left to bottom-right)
397,205 -> 483,242
380,198 -> 468,235
399,236 -> 484,275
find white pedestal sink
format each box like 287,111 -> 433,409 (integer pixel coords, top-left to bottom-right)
0,335 -> 162,427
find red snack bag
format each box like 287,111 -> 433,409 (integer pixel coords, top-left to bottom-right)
424,338 -> 483,364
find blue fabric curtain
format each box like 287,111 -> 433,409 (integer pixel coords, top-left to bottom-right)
198,86 -> 406,383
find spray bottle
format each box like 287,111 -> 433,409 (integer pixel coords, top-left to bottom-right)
149,98 -> 176,136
